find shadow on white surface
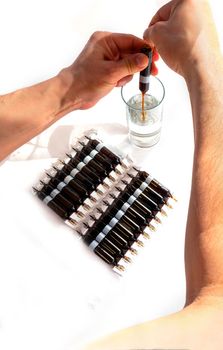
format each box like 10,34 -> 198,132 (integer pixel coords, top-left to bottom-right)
8,123 -> 129,161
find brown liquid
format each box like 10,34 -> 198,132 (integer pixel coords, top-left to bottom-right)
141,92 -> 145,122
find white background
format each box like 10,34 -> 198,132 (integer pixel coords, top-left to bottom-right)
0,1 -> 222,349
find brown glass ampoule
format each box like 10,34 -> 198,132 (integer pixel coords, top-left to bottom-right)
139,46 -> 153,121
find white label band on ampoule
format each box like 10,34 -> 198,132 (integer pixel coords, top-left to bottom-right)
109,217 -> 119,228
95,143 -> 104,152
127,195 -> 137,205
139,182 -> 147,192
145,175 -> 153,185
70,168 -> 79,177
43,195 -> 53,204
96,200 -> 134,242
121,202 -> 130,212
89,240 -> 99,251
76,162 -> 85,171
57,182 -> 66,191
83,155 -> 92,164
103,225 -> 112,235
140,75 -> 150,84
115,210 -> 125,220
96,232 -> 105,243
64,175 -> 73,184
133,188 -> 143,198
89,150 -> 98,158
50,189 -> 59,198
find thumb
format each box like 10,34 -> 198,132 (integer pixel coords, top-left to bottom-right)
114,53 -> 148,80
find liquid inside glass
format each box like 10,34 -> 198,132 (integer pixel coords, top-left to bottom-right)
126,94 -> 162,148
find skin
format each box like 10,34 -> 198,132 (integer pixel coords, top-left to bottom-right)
84,1 -> 223,349
1,0 -> 223,349
0,32 -> 158,161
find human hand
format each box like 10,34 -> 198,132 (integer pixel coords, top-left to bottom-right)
143,0 -> 221,78
59,31 -> 158,110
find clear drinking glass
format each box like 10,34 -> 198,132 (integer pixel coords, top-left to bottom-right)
121,75 -> 165,148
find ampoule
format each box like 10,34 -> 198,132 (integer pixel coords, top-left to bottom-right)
33,186 -> 70,219
50,168 -> 89,198
113,188 -> 155,223
128,178 -> 166,210
83,138 -> 121,166
96,229 -> 132,255
56,162 -> 95,192
84,208 -> 138,244
130,170 -> 174,204
44,176 -> 82,206
139,46 -> 153,121
79,140 -> 121,170
85,227 -> 136,266
127,182 -> 161,216
39,182 -> 78,214
64,154 -> 99,183
70,148 -> 111,180
73,145 -> 113,173
68,151 -> 114,183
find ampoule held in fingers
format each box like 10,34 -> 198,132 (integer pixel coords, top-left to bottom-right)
139,46 -> 153,122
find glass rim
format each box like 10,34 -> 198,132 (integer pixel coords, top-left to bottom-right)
121,76 -> 165,111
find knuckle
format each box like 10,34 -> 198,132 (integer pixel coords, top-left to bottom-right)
151,24 -> 159,35
90,31 -> 102,42
143,28 -> 149,39
89,31 -> 109,43
124,58 -> 135,74
105,64 -> 117,78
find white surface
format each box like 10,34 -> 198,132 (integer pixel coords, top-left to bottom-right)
0,1 -> 222,349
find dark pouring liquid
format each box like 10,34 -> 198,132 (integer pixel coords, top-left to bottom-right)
141,92 -> 145,122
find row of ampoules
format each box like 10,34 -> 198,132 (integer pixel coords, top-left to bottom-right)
80,170 -> 174,273
33,133 -> 175,272
33,135 -> 132,219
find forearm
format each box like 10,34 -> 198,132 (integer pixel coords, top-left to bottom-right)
0,32 -> 149,161
0,69 -> 81,161
184,56 -> 223,303
84,300 -> 223,350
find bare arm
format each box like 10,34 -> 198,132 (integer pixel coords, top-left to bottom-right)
0,32 -> 151,161
0,74 -> 78,159
144,0 -> 223,306
184,47 -> 223,304
84,1 -> 223,349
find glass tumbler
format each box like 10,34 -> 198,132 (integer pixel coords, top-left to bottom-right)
121,75 -> 165,148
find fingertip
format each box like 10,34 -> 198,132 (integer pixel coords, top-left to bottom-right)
151,62 -> 158,76
152,49 -> 159,61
